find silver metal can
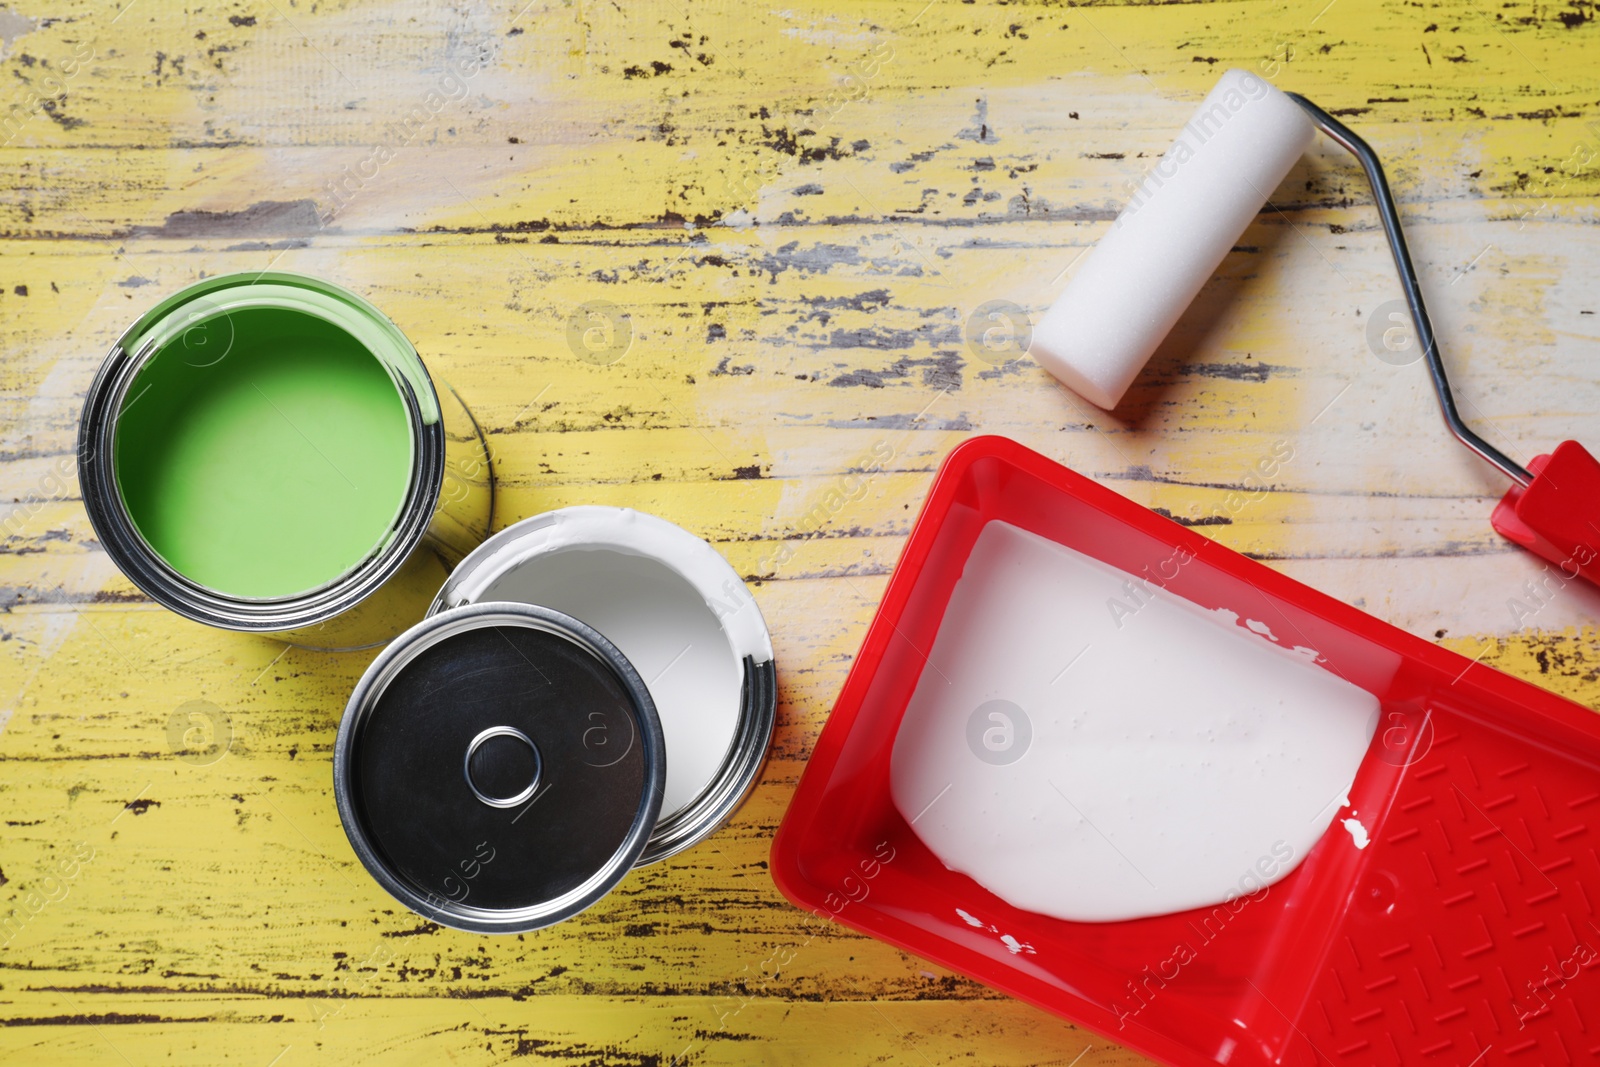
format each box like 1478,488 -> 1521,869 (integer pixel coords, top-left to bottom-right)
77,271 -> 492,650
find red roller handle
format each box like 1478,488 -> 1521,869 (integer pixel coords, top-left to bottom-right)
1490,440 -> 1600,585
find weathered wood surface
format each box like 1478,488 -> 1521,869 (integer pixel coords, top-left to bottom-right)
1,0 -> 1597,1063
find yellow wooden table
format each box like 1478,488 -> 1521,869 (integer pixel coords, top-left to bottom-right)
3,0 -> 1597,1063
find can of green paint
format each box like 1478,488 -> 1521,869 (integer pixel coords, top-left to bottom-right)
79,272 -> 493,650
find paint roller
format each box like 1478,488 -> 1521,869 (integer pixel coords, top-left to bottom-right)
1030,68 -> 1600,587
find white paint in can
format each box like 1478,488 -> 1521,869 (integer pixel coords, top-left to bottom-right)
437,507 -> 774,822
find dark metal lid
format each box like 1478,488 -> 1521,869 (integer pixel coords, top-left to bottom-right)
333,602 -> 665,932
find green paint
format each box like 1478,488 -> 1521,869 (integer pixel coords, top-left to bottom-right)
115,305 -> 414,600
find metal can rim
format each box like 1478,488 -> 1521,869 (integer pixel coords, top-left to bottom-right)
77,271 -> 446,635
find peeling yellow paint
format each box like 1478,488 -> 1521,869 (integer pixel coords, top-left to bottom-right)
2,0 -> 1597,1063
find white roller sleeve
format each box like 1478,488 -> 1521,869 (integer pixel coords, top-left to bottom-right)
1031,69 -> 1316,410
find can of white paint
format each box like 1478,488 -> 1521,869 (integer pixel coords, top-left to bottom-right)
433,507 -> 777,866
332,507 -> 777,931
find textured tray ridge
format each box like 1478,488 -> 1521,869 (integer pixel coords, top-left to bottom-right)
1307,716 -> 1600,1065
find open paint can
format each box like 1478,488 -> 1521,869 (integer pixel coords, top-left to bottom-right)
431,507 -> 778,866
333,602 -> 667,932
78,272 -> 493,650
332,507 -> 777,931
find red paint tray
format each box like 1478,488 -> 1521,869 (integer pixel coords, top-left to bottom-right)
772,436 -> 1600,1067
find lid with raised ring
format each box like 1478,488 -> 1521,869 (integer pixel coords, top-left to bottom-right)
333,602 -> 665,932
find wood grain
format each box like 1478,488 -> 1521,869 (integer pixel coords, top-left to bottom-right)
2,0 -> 1597,1063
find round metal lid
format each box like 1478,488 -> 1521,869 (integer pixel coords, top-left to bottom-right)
333,602 -> 665,933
